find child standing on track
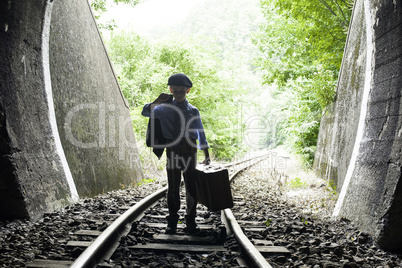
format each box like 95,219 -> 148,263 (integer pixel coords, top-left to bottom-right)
141,73 -> 210,234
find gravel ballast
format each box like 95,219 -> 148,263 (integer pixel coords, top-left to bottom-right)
0,149 -> 401,267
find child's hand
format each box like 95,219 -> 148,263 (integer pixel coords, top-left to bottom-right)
202,157 -> 211,165
149,93 -> 173,111
153,93 -> 173,105
202,148 -> 210,165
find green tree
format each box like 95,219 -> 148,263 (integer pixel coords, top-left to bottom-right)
252,5 -> 317,86
106,31 -> 245,160
90,0 -> 142,13
89,0 -> 143,29
269,0 -> 353,74
253,0 -> 352,86
253,0 -> 352,166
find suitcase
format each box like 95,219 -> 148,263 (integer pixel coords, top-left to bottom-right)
195,163 -> 234,211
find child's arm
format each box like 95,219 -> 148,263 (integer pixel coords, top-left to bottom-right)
149,93 -> 173,111
142,93 -> 173,117
202,148 -> 210,165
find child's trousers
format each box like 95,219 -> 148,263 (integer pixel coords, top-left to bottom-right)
166,138 -> 197,221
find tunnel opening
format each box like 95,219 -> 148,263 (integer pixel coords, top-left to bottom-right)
1,0 -> 402,254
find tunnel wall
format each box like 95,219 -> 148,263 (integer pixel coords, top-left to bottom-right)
314,0 -> 402,251
314,0 -> 366,190
0,0 -> 142,220
50,0 -> 143,197
0,0 -> 78,220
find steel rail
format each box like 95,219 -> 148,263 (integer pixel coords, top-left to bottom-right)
223,209 -> 273,268
70,153 -> 271,268
223,153 -> 273,268
227,153 -> 271,183
70,186 -> 167,268
223,152 -> 271,168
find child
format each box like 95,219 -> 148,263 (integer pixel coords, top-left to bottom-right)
141,73 -> 210,234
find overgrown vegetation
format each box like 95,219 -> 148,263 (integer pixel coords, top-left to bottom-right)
137,178 -> 156,187
287,177 -> 308,189
252,0 -> 353,167
92,0 -> 265,162
91,0 -> 353,167
105,31 -> 245,160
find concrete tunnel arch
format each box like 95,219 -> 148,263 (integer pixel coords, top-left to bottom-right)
1,0 -> 402,253
0,0 -> 142,221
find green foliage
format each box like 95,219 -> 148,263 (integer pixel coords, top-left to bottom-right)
269,74 -> 336,167
327,179 -> 338,196
107,32 -> 172,107
253,0 -> 351,166
253,0 -> 352,86
266,0 -> 353,75
137,178 -> 156,187
301,218 -> 309,225
105,31 -> 245,160
281,78 -> 320,165
89,0 -> 141,29
309,67 -> 337,110
252,4 -> 316,86
287,177 -> 308,189
90,0 -> 142,12
93,0 -> 265,162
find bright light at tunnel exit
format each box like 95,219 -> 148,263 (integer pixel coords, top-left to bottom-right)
99,0 -> 205,36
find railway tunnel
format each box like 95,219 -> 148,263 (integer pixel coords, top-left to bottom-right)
0,0 -> 402,252
0,0 -> 143,221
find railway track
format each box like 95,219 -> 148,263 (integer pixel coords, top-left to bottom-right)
27,152 -> 290,268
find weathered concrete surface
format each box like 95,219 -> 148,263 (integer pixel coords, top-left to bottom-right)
0,0 -> 78,220
50,0 -> 142,197
314,0 -> 402,251
314,0 -> 367,190
0,0 -> 142,220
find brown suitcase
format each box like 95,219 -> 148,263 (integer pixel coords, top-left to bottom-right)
195,163 -> 234,211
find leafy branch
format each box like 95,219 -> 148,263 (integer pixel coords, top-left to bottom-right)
253,0 -> 351,166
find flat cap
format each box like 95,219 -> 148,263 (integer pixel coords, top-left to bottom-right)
167,73 -> 193,88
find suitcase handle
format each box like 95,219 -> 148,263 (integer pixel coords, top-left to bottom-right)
198,163 -> 223,171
